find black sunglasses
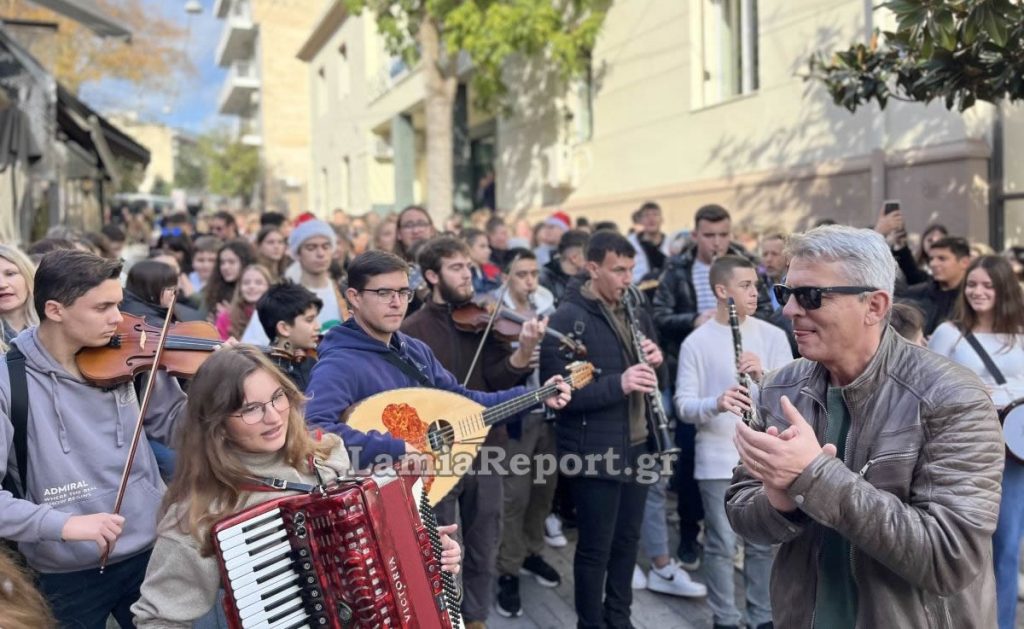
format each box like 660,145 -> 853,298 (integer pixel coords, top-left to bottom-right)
772,284 -> 879,310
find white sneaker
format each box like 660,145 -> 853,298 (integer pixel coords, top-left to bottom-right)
646,560 -> 707,598
544,514 -> 568,548
632,564 -> 647,590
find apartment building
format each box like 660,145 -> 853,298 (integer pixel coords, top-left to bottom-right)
299,0 -> 1023,246
215,0 -> 321,215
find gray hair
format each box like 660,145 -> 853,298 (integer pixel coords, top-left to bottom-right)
785,225 -> 896,294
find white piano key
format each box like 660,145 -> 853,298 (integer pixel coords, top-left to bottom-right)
223,527 -> 288,562
241,597 -> 306,629
231,557 -> 295,596
235,571 -> 298,613
227,542 -> 291,579
220,516 -> 287,552
218,509 -> 282,544
268,608 -> 312,629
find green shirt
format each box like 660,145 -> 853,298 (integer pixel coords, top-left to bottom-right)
814,386 -> 858,628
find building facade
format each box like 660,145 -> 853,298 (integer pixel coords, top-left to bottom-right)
299,0 -> 1021,247
215,0 -> 320,216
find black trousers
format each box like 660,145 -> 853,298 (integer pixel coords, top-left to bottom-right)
36,549 -> 151,629
570,474 -> 649,629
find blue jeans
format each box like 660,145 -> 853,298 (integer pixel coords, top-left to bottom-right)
36,549 -> 150,629
994,456 -> 1024,629
640,477 -> 669,559
698,479 -> 773,627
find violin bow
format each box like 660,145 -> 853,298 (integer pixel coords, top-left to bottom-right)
461,252 -> 523,387
99,291 -> 179,573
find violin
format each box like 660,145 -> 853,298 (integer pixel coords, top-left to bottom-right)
77,313 -> 229,387
451,299 -> 587,358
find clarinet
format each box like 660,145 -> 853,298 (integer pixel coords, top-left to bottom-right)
622,287 -> 680,455
728,297 -> 763,430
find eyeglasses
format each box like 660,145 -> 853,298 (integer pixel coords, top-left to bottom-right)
399,221 -> 431,231
360,287 -> 414,302
772,284 -> 879,310
232,388 -> 290,424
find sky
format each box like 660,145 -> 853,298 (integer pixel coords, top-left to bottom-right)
78,0 -> 227,135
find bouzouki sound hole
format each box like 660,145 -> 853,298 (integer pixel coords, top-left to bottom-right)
426,420 -> 455,453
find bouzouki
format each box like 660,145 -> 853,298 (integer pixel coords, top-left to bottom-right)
345,361 -> 594,505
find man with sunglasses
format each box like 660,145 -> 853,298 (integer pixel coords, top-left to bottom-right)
726,225 -> 1002,628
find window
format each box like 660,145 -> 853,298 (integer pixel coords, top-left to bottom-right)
337,44 -> 350,101
316,66 -> 327,116
693,0 -> 758,107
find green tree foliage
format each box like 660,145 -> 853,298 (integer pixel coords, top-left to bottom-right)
113,154 -> 144,193
150,175 -> 170,196
345,0 -> 608,111
807,0 -> 1024,113
173,138 -> 206,192
201,130 -> 262,203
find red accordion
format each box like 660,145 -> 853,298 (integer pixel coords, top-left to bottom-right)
212,472 -> 460,629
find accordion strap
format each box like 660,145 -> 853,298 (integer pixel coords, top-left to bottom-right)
242,476 -> 319,493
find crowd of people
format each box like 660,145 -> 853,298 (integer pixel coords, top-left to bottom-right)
0,198 -> 1022,629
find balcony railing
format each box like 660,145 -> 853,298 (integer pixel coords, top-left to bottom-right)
218,61 -> 260,115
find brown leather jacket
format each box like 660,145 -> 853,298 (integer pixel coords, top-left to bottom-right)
726,328 -> 1003,628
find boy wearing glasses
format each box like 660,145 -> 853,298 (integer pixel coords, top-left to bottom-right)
674,255 -> 790,629
727,226 -> 1001,628
304,248 -> 569,476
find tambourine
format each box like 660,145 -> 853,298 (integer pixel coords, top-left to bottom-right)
1000,398 -> 1024,462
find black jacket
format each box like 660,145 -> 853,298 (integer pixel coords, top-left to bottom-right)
120,291 -> 205,325
540,279 -> 664,481
539,257 -> 580,306
899,279 -> 959,336
652,242 -> 773,361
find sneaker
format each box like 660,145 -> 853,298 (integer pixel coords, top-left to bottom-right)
495,575 -> 522,618
676,540 -> 701,571
646,560 -> 707,598
520,554 -> 561,587
631,564 -> 647,589
544,514 -> 568,548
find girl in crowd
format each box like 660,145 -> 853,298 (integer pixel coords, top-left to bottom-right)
131,346 -> 462,626
123,260 -> 204,325
463,227 -> 501,294
916,223 -> 949,272
349,215 -> 371,256
373,214 -> 398,253
0,245 -> 39,352
216,264 -> 272,341
202,239 -> 258,320
928,255 -> 1024,629
256,226 -> 289,281
188,236 -> 220,294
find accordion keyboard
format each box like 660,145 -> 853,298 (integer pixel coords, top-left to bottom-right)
217,507 -> 323,629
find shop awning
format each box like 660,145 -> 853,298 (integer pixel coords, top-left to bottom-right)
27,0 -> 131,40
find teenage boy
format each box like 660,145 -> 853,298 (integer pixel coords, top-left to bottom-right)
674,255 -> 792,629
0,249 -> 186,627
257,281 -> 324,391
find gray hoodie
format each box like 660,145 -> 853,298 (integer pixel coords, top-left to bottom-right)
0,326 -> 186,573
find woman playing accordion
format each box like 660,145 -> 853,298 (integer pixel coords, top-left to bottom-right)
131,345 -> 462,627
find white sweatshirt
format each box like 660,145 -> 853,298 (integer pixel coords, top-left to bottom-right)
674,317 -> 793,480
